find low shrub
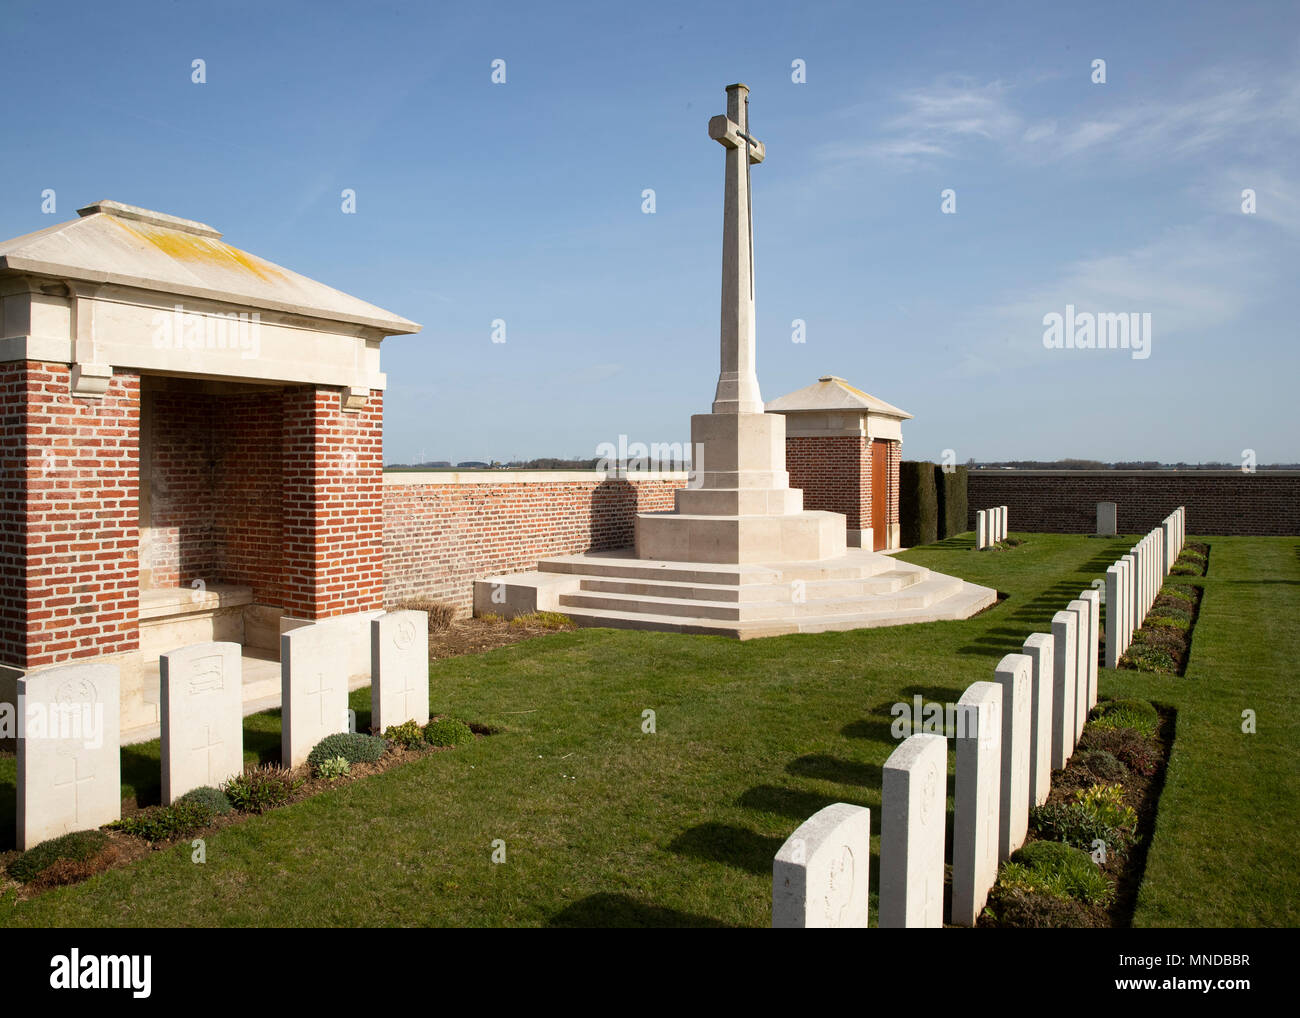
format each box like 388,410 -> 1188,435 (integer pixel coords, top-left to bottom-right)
1077,726 -> 1162,777
1075,750 -> 1129,784
1159,587 -> 1195,605
7,830 -> 111,884
1090,698 -> 1159,738
1006,840 -> 1114,906
508,611 -> 572,630
306,732 -> 387,771
1170,563 -> 1200,576
223,765 -> 303,814
984,885 -> 1108,928
1120,644 -> 1177,673
111,800 -> 216,842
1179,549 -> 1207,564
176,786 -> 234,815
1145,613 -> 1190,632
425,717 -> 475,748
383,720 -> 426,750
396,597 -> 458,632
316,755 -> 351,781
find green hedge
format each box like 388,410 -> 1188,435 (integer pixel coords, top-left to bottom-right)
900,461 -> 939,547
935,464 -> 968,540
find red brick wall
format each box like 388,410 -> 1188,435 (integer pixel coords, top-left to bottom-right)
784,435 -> 901,535
786,436 -> 869,529
967,471 -> 1300,536
283,388 -> 384,619
144,386 -> 283,603
0,363 -> 139,669
383,477 -> 684,612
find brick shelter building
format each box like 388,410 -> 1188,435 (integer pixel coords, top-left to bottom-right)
0,200 -> 419,736
767,375 -> 911,551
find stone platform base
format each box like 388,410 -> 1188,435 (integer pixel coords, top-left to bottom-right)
474,547 -> 996,639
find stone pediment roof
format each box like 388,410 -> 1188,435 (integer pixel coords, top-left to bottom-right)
0,200 -> 420,334
766,375 -> 912,419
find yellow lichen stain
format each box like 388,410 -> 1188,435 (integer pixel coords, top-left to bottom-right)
105,216 -> 284,283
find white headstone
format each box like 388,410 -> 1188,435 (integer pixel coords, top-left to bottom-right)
161,642 -> 243,804
951,680 -> 1001,927
1000,505 -> 1009,540
1081,589 -> 1100,711
1022,633 -> 1054,807
1050,609 -> 1077,769
371,611 -> 430,731
1067,598 -> 1091,742
879,733 -> 946,928
772,802 -> 871,928
1096,501 -> 1117,536
16,662 -> 121,850
976,510 -> 987,550
993,653 -> 1031,861
281,620 -> 353,768
1105,564 -> 1123,668
1119,555 -> 1135,651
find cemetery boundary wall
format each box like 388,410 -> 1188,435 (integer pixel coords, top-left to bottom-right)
966,470 -> 1300,537
382,471 -> 688,613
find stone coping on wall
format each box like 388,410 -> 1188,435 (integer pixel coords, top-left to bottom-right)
383,470 -> 692,485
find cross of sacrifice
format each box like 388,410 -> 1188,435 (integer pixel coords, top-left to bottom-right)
707,83 -> 767,416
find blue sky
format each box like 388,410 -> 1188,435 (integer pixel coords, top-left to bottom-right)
3,0 -> 1297,463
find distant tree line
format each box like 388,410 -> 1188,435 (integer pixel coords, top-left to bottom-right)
969,460 -> 1299,470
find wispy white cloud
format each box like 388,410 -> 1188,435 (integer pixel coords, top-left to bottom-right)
824,63 -> 1300,169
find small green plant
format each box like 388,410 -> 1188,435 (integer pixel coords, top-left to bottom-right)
1028,802 -> 1133,855
424,717 -> 475,748
1076,782 -> 1138,832
1090,698 -> 1159,738
316,755 -> 351,780
1002,840 -> 1115,906
7,830 -> 111,884
1159,586 -> 1195,605
1170,562 -> 1200,576
110,800 -> 216,842
223,765 -> 304,814
383,720 -> 426,750
984,885 -> 1107,928
306,732 -> 387,771
176,786 -> 234,815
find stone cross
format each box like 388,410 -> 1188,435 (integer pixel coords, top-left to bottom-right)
708,83 -> 766,415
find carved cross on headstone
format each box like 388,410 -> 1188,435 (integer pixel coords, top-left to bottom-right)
53,757 -> 95,823
192,724 -> 224,777
306,672 -> 330,725
708,82 -> 766,416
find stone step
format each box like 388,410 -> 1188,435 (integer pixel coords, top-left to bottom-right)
538,548 -> 900,586
577,568 -> 925,603
558,581 -> 997,639
559,574 -> 963,621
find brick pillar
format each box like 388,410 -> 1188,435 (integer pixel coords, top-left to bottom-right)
886,439 -> 901,549
282,386 -> 383,620
0,362 -> 140,669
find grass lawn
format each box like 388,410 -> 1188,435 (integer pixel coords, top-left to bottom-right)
1,533 -> 1295,927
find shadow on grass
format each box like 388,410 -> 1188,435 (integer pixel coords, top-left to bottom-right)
737,784 -> 865,821
786,754 -> 882,788
668,822 -> 784,875
841,717 -> 898,742
548,892 -> 733,928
